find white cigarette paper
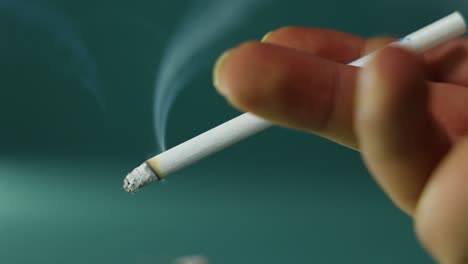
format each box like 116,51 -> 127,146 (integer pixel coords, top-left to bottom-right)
124,12 -> 466,193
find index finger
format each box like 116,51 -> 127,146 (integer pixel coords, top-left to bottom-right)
214,41 -> 360,148
215,28 -> 394,149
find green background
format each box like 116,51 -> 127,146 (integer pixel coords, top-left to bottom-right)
0,0 -> 465,263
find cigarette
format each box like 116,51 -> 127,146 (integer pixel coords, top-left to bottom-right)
124,11 -> 466,193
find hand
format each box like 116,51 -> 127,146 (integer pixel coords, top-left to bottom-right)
212,27 -> 468,263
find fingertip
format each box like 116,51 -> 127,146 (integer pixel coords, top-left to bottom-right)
213,49 -> 233,96
261,30 -> 275,42
261,31 -> 272,42
213,41 -> 277,111
214,41 -> 266,102
261,26 -> 295,43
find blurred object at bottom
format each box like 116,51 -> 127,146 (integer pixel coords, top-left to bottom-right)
173,255 -> 209,264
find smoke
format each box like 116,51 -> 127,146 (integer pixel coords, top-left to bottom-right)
153,0 -> 271,151
0,0 -> 101,107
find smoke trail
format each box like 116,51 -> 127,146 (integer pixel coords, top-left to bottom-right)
0,0 -> 101,107
153,0 -> 271,151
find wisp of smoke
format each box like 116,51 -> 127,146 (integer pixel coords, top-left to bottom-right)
153,0 -> 271,151
0,0 -> 101,107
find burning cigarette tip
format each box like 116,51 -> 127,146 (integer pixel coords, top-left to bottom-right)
123,162 -> 160,193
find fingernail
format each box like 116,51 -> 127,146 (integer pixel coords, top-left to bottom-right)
213,50 -> 231,96
261,30 -> 273,42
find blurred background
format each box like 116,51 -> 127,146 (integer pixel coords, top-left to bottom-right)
0,0 -> 465,263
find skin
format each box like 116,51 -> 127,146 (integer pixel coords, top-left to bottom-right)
213,27 -> 468,263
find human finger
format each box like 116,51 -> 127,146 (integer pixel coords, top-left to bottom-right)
416,136 -> 468,264
355,46 -> 450,215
